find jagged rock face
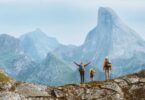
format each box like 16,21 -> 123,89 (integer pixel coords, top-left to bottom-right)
0,34 -> 36,80
1,7 -> 145,86
81,7 -> 145,76
27,53 -> 74,86
20,7 -> 145,85
1,70 -> 145,100
54,7 -> 145,78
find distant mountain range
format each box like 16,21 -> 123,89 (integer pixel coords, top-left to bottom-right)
0,34 -> 36,80
0,7 -> 145,86
20,28 -> 61,62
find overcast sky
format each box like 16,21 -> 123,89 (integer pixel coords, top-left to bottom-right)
0,0 -> 145,45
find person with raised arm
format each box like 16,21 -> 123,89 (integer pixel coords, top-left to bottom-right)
73,61 -> 91,83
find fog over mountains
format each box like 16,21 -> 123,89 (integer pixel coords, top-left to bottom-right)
0,7 -> 145,86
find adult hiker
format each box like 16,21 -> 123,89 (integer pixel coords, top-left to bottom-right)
73,61 -> 91,83
103,56 -> 112,80
89,68 -> 96,81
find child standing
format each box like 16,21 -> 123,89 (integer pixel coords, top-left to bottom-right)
89,68 -> 96,81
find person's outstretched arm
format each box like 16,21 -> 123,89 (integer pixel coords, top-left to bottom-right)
73,61 -> 80,66
84,62 -> 91,67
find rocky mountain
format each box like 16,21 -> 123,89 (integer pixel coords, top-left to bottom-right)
0,7 -> 145,86
82,7 -> 145,76
1,68 -> 145,100
20,28 -> 61,61
0,34 -> 36,81
17,7 -> 145,85
54,7 -> 145,78
27,53 -> 74,86
0,33 -> 74,86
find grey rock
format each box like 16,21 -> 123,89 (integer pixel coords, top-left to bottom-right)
1,69 -> 145,100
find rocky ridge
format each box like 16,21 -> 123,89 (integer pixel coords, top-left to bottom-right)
0,70 -> 145,100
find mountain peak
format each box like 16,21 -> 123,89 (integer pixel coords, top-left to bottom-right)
20,28 -> 48,39
0,34 -> 16,39
0,34 -> 19,45
45,52 -> 63,63
34,28 -> 43,33
31,28 -> 47,37
98,7 -> 120,26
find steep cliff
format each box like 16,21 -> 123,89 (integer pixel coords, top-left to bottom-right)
0,70 -> 145,100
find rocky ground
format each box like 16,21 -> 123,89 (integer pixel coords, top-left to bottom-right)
0,70 -> 145,100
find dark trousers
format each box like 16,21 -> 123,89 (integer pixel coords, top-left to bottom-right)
79,70 -> 85,83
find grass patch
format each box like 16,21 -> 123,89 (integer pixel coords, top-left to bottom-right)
0,71 -> 11,83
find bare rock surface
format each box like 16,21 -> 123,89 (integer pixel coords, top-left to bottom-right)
0,70 -> 145,100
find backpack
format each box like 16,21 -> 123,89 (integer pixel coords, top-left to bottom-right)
79,65 -> 85,71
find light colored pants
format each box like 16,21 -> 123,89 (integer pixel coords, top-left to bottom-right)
105,70 -> 110,80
